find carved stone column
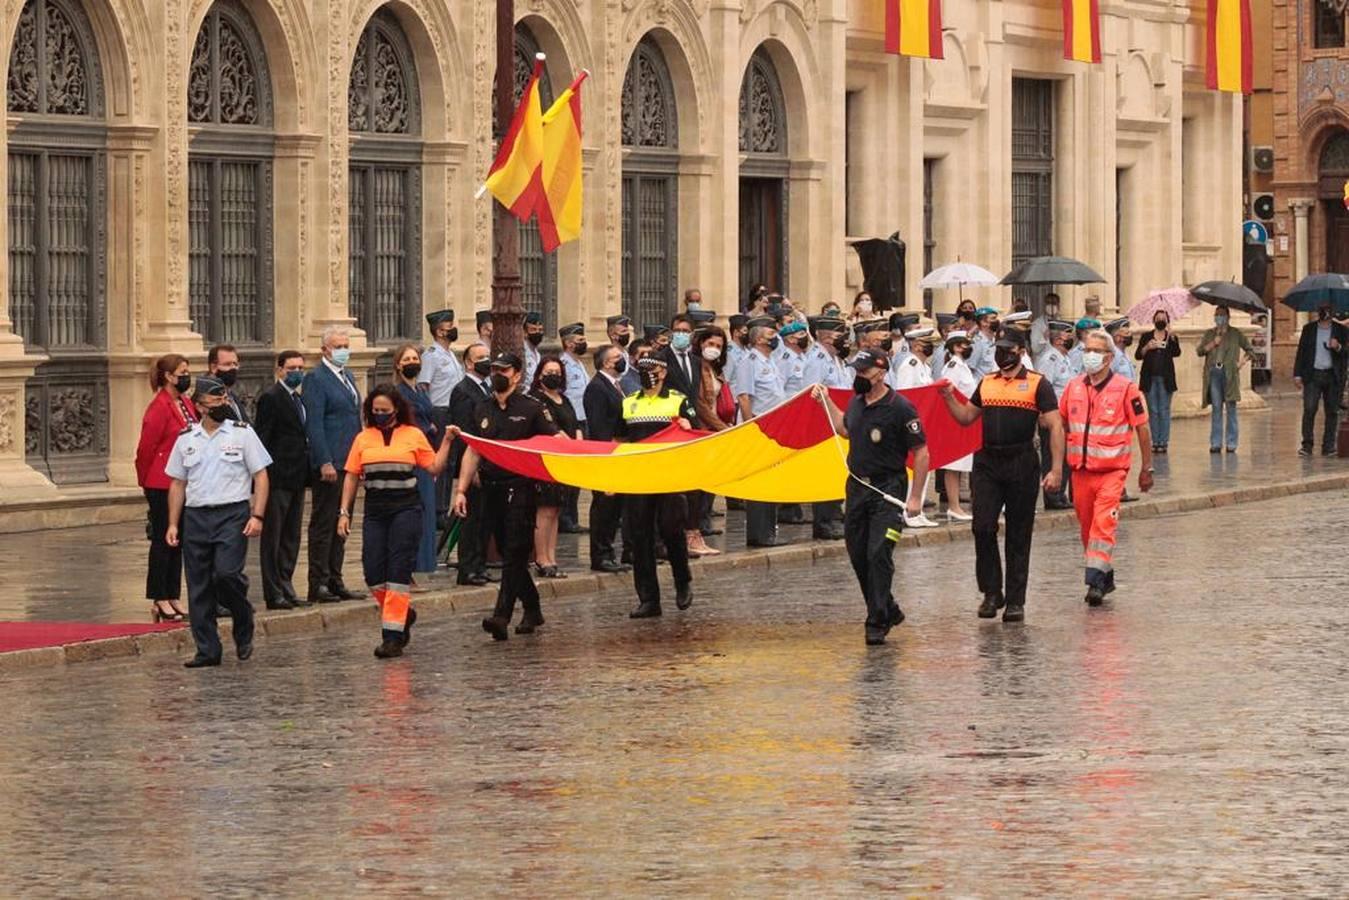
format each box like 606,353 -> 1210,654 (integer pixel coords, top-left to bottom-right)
1290,198 -> 1315,330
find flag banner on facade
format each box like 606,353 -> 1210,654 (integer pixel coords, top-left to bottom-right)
458,385 -> 980,503
483,55 -> 546,219
885,0 -> 944,59
537,70 -> 588,253
1061,0 -> 1101,63
1205,0 -> 1252,94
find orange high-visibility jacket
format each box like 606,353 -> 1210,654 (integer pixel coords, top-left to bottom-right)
1059,373 -> 1148,471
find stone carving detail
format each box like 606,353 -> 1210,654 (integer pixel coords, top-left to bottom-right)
348,21 -> 411,134
0,395 -> 14,453
188,10 -> 261,125
24,394 -> 40,456
621,39 -> 676,148
739,51 -> 785,155
7,0 -> 92,116
46,386 -> 95,453
1300,58 -> 1349,109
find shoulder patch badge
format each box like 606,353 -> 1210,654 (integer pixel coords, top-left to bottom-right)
480,417 -> 490,430
907,419 -> 921,434
869,427 -> 883,444
1131,397 -> 1145,416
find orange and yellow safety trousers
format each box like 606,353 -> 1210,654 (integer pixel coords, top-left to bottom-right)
1070,468 -> 1127,589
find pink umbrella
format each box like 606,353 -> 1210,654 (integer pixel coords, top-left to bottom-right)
1124,288 -> 1201,326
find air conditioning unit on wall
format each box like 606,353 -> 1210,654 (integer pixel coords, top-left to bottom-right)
1250,146 -> 1275,174
1251,193 -> 1276,221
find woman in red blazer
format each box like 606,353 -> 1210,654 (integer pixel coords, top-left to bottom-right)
135,354 -> 197,621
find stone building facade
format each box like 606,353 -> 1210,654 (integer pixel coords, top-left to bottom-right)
0,0 -> 1242,502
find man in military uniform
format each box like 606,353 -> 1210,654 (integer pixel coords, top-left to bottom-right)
1105,317 -> 1137,381
165,375 -> 272,668
1001,310 -> 1037,370
1036,319 -> 1075,509
774,319 -> 813,526
939,329 -> 1065,623
451,352 -> 560,641
803,316 -> 851,540
886,313 -> 920,385
1067,317 -> 1100,375
815,351 -> 929,645
969,307 -> 1001,377
418,309 -> 465,515
930,313 -> 958,377
731,319 -> 788,546
606,314 -> 633,351
558,322 -> 590,533
523,311 -> 545,385
475,310 -> 494,347
893,326 -> 940,528
618,356 -> 696,618
725,313 -> 752,392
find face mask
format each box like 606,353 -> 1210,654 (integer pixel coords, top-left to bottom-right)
473,359 -> 492,378
766,337 -> 781,351
671,332 -> 692,352
857,301 -> 873,314
440,328 -> 459,344
1045,307 -> 1059,319
330,348 -> 351,368
835,341 -> 852,357
613,357 -> 628,375
489,373 -> 512,394
1319,309 -> 1330,321
540,373 -> 563,391
206,404 -> 235,423
1082,350 -> 1107,373
639,369 -> 660,390
879,338 -> 893,353
1214,315 -> 1229,328
958,346 -> 974,360
216,369 -> 238,387
614,333 -> 631,348
1121,336 -> 1134,348
687,302 -> 702,312
370,410 -> 395,429
823,308 -> 840,318
526,332 -> 544,346
794,337 -> 809,350
400,364 -> 421,380
573,341 -> 588,355
702,346 -> 721,362
987,320 -> 1000,333
853,375 -> 873,395
995,347 -> 1020,371
1154,319 -> 1168,330
283,370 -> 304,389
174,374 -> 192,394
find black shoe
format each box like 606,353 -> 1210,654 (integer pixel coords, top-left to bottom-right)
1121,491 -> 1138,503
264,598 -> 296,611
559,523 -> 589,534
184,655 -> 221,669
330,585 -> 367,601
481,616 -> 509,641
887,605 -> 905,629
216,604 -> 232,618
590,559 -> 629,574
747,537 -> 789,548
812,525 -> 845,540
515,609 -> 544,635
457,572 -> 490,587
629,601 -> 662,619
1085,586 -> 1106,607
309,586 -> 342,604
865,628 -> 887,646
374,640 -> 403,659
288,594 -> 313,608
1002,603 -> 1025,623
977,593 -> 1005,618
1210,446 -> 1221,454
675,583 -> 693,611
1325,448 -> 1338,458
1044,498 -> 1073,510
1104,579 -> 1117,596
400,608 -> 417,647
236,641 -> 254,661
1298,447 -> 1312,458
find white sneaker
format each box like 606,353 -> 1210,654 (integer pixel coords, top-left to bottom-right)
904,512 -> 940,529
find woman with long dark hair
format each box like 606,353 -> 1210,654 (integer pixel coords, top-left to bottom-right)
135,354 -> 197,621
527,356 -> 582,577
686,326 -> 735,557
337,385 -> 452,658
391,343 -> 440,576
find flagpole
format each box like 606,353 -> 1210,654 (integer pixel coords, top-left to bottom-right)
490,0 -> 524,357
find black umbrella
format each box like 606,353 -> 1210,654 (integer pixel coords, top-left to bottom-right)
850,233 -> 907,309
1190,280 -> 1269,315
1000,256 -> 1106,286
1281,273 -> 1349,314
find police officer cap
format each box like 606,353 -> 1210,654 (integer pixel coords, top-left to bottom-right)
849,350 -> 890,372
643,323 -> 671,339
606,314 -> 631,328
192,374 -> 228,398
888,312 -> 920,332
808,316 -> 847,333
475,310 -> 493,329
636,355 -> 667,370
687,309 -> 717,325
745,316 -> 777,331
975,306 -> 999,318
425,309 -> 454,329
524,311 -> 543,325
935,312 -> 958,328
558,321 -> 585,338
765,303 -> 787,320
994,329 -> 1027,349
779,320 -> 807,337
904,326 -> 936,341
855,319 -> 889,335
1075,316 -> 1101,331
945,329 -> 972,346
1104,316 -> 1131,333
1003,310 -> 1033,325
1048,319 -> 1075,333
729,314 -> 750,330
489,350 -> 523,370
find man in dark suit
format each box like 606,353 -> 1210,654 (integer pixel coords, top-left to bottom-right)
660,313 -> 702,400
449,342 -> 493,585
208,344 -> 251,424
1294,303 -> 1349,457
302,326 -> 365,603
254,350 -> 309,610
584,344 -> 631,573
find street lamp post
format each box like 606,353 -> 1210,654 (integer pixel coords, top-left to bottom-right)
490,0 -> 524,357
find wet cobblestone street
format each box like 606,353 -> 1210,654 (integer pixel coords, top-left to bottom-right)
3,489 -> 1349,895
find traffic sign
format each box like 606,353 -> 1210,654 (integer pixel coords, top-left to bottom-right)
1243,220 -> 1268,244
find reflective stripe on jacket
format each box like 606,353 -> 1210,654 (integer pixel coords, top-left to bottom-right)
1060,373 -> 1147,472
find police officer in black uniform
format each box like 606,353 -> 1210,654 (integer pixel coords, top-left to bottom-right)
450,351 -> 559,640
938,329 -> 1064,623
815,351 -> 930,646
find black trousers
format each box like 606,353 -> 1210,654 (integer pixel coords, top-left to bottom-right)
183,502 -> 254,660
589,491 -> 624,565
745,501 -> 779,545
455,483 -> 487,583
1302,370 -> 1340,452
481,480 -> 540,623
625,493 -> 691,606
812,500 -> 843,533
971,446 -> 1040,607
307,471 -> 349,594
845,475 -> 905,634
144,488 -> 183,601
362,504 -> 421,588
431,407 -> 452,515
260,485 -> 304,603
1039,426 -> 1070,505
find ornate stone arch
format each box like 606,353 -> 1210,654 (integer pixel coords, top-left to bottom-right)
348,0 -> 463,141
348,8 -> 419,135
739,10 -> 820,160
6,0 -> 106,117
1321,129 -> 1349,174
739,46 -> 787,157
187,0 -> 273,127
618,4 -> 712,153
622,35 -> 676,150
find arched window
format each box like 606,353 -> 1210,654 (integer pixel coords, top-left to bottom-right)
348,7 -> 422,347
1321,130 -> 1349,275
738,48 -> 786,157
737,47 -> 788,301
1321,131 -> 1349,175
512,25 -> 556,334
620,36 -> 678,327
186,0 -> 273,346
7,0 -> 109,483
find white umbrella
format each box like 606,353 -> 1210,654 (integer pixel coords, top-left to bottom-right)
920,262 -> 1000,304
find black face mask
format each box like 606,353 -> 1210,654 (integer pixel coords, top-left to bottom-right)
835,341 -> 852,358
206,404 -> 235,423
441,328 -> 459,344
540,373 -> 563,391
958,346 -> 974,360
853,375 -> 873,395
573,341 -> 588,355
174,374 -> 191,394
473,359 -> 492,378
795,337 -> 809,350
613,357 -> 628,375
1121,336 -> 1134,348
400,364 -> 421,380
879,338 -> 893,353
614,333 -> 631,348
527,332 -> 544,346
370,411 -> 396,429
639,369 -> 660,390
995,347 -> 1020,371
489,373 -> 512,394
1154,319 -> 1168,330
1319,309 -> 1331,321
216,369 -> 238,387
767,337 -> 781,351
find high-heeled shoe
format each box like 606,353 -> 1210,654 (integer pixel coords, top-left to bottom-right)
152,601 -> 186,623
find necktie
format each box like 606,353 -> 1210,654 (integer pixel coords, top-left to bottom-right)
480,379 -> 490,397
680,352 -> 691,383
292,390 -> 306,424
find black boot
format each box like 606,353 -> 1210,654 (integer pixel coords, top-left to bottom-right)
399,608 -> 417,647
1002,603 -> 1025,623
515,605 -> 545,634
977,592 -> 1005,618
675,582 -> 693,610
1085,586 -> 1105,606
374,637 -> 403,658
481,616 -> 509,641
629,600 -> 662,619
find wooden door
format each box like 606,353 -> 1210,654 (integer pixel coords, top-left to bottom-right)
1327,201 -> 1349,275
739,177 -> 784,301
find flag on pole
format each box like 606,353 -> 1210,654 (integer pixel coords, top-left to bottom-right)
537,70 -> 588,253
1343,178 -> 1349,211
884,0 -> 944,59
484,55 -> 546,221
1205,0 -> 1252,94
1061,0 -> 1101,63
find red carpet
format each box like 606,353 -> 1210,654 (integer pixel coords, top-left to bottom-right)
0,621 -> 185,654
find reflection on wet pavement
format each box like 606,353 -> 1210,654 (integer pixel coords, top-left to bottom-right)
3,491 -> 1348,894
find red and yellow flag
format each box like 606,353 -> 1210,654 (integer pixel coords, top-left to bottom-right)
1342,178 -> 1348,211
484,56 -> 545,221
885,0 -> 943,60
1205,0 -> 1252,94
1062,0 -> 1101,63
537,70 -> 587,253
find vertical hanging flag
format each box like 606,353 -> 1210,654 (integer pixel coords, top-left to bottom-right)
1062,0 -> 1101,63
1205,0 -> 1253,94
1343,178 -> 1349,211
885,0 -> 944,60
537,70 -> 588,253
483,55 -> 546,221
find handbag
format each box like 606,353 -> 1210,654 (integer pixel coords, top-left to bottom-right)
715,380 -> 736,426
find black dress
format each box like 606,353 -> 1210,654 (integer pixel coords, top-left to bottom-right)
531,390 -> 581,509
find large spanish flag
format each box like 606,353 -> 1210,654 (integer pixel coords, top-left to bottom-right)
1062,0 -> 1101,63
885,0 -> 943,60
459,385 -> 980,503
537,70 -> 587,253
1205,0 -> 1252,94
484,56 -> 546,221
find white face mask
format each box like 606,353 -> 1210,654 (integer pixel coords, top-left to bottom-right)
701,346 -> 721,362
857,301 -> 873,314
1081,350 -> 1107,373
